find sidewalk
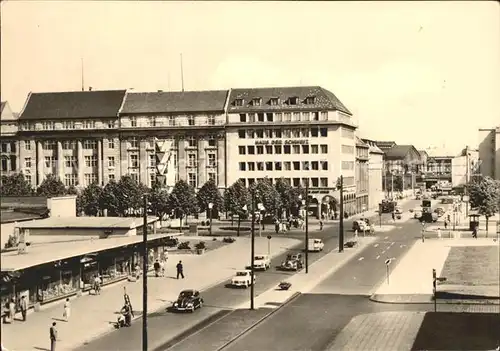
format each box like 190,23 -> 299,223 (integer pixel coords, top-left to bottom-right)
1,236 -> 300,351
239,236 -> 377,309
370,238 -> 500,304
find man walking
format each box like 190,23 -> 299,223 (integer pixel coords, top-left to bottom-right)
176,260 -> 185,279
49,322 -> 58,351
20,296 -> 27,321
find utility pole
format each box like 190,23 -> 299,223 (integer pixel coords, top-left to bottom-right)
465,147 -> 469,217
142,195 -> 148,351
391,172 -> 394,199
250,191 -> 256,310
338,176 -> 344,253
305,179 -> 309,273
432,268 -> 437,312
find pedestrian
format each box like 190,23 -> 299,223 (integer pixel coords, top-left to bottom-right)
472,226 -> 477,239
444,220 -> 448,229
319,220 -> 323,231
391,212 -> 396,222
354,229 -> 358,239
19,296 -> 27,322
154,260 -> 161,277
160,260 -> 165,277
63,298 -> 70,322
123,287 -> 134,317
437,228 -> 442,239
176,260 -> 185,279
134,263 -> 141,280
370,223 -> 375,235
274,221 -> 279,234
8,299 -> 15,322
93,275 -> 101,295
49,321 -> 58,351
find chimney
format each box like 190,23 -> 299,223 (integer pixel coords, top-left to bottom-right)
88,87 -> 93,91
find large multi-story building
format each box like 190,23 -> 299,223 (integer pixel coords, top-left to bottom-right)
8,86 -> 380,217
362,139 -> 385,209
0,101 -> 19,177
17,90 -> 127,188
452,146 -> 480,187
224,86 -> 358,216
478,126 -> 500,180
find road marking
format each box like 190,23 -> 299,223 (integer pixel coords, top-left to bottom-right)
384,236 -> 388,239
358,257 -> 364,261
381,250 -> 386,254
376,255 -> 380,259
390,242 -> 394,246
386,246 -> 391,250
374,244 -> 379,248
400,244 -> 406,248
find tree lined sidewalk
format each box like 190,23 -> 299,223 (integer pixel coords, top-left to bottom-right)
1,237 -> 300,351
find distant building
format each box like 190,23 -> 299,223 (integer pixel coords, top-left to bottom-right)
452,147 -> 479,187
355,137 -> 369,214
478,126 -> 500,180
0,101 -> 19,178
361,138 -> 385,209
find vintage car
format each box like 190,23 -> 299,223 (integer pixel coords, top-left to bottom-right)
287,253 -> 303,262
434,207 -> 446,217
280,258 -> 303,271
414,209 -> 423,219
172,289 -> 203,312
352,220 -> 368,232
231,270 -> 256,288
253,254 -> 271,270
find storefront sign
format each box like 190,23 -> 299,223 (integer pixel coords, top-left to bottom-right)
255,139 -> 309,145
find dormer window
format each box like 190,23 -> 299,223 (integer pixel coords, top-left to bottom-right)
289,97 -> 298,105
252,98 -> 262,106
306,96 -> 316,105
269,97 -> 279,106
234,98 -> 244,106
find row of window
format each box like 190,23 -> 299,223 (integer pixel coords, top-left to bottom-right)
239,161 -> 329,172
1,142 -> 16,153
238,127 -> 328,139
234,96 -> 317,108
126,115 -> 217,128
21,120 -> 117,131
238,111 -> 328,123
239,144 -> 328,155
238,177 -> 330,188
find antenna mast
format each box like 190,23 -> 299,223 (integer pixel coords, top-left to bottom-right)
180,53 -> 184,92
81,58 -> 85,91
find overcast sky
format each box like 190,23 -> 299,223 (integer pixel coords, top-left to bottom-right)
1,1 -> 499,153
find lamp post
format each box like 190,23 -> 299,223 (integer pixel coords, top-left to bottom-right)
257,203 -> 265,237
248,192 -> 260,310
337,176 -> 344,253
142,195 -> 149,351
298,184 -> 310,273
208,202 -> 213,236
267,235 -> 272,256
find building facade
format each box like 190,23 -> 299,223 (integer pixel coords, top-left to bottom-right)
118,90 -> 228,189
224,86 -> 358,214
478,126 -> 500,180
354,137 -> 369,214
362,138 -> 385,209
17,90 -> 127,188
451,147 -> 480,187
0,101 -> 19,178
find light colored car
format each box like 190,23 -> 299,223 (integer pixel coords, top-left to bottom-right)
231,270 -> 256,288
352,220 -> 367,231
307,238 -> 324,252
253,255 -> 270,270
414,209 -> 422,219
280,259 -> 302,271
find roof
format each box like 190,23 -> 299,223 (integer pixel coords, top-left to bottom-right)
384,145 -> 415,160
16,216 -> 158,230
121,90 -> 229,114
227,86 -> 351,114
0,211 -> 42,224
1,233 -> 173,272
355,137 -> 369,148
0,101 -> 6,113
19,90 -> 127,120
374,141 -> 397,150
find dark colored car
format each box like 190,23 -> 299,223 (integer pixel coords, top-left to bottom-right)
172,289 -> 203,312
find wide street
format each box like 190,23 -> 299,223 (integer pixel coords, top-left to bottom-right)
76,199 -> 421,351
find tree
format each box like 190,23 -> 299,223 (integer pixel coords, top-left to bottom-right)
224,180 -> 250,236
0,173 -> 33,196
117,175 -> 145,216
100,180 -> 121,216
468,176 -> 500,233
274,178 -> 298,217
149,182 -> 170,224
249,177 -> 281,218
80,183 -> 103,216
196,179 -> 223,217
166,180 -> 197,226
66,185 -> 82,216
36,174 -> 66,198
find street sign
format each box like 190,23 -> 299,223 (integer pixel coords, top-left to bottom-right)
462,195 -> 470,202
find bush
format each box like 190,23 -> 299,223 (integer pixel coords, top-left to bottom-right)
177,241 -> 191,250
345,241 -> 358,248
223,237 -> 236,243
195,241 -> 206,250
165,238 -> 179,247
4,234 -> 18,249
212,237 -> 217,241
220,226 -> 251,232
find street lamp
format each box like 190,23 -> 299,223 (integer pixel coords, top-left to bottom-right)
336,176 -> 344,253
298,190 -> 310,273
257,203 -> 265,237
267,235 -> 272,256
249,192 -> 257,310
208,202 -> 214,236
142,194 -> 149,351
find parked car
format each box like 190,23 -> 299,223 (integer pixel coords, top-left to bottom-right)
280,258 -> 303,271
287,253 -> 303,262
414,209 -> 422,219
352,220 -> 367,231
307,238 -> 324,252
172,289 -> 203,312
231,270 -> 256,288
252,254 -> 271,270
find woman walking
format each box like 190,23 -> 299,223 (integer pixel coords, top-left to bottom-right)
63,298 -> 70,322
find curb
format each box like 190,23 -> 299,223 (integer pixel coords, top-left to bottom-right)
216,292 -> 302,351
369,294 -> 500,305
